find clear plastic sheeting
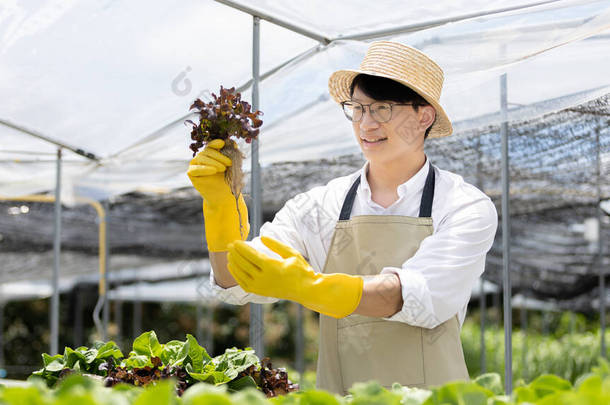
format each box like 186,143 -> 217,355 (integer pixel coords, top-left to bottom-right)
232,0 -> 557,40
0,0 -> 315,197
0,120 -> 92,200
1,0 -> 609,198
405,0 -> 610,131
257,0 -> 610,163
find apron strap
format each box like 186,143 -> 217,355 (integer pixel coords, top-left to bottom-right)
339,176 -> 361,221
418,164 -> 435,218
339,162 -> 436,221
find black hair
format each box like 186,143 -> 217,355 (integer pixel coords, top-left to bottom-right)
349,74 -> 433,139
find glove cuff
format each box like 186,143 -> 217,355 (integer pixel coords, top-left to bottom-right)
203,196 -> 250,252
304,273 -> 364,319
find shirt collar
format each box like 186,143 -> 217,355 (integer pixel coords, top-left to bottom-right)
359,156 -> 430,200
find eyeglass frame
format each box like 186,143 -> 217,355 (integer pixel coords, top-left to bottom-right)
340,100 -> 421,123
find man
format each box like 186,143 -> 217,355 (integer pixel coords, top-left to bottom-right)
187,41 -> 498,394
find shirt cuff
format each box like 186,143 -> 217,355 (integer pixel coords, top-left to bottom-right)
208,249 -> 280,305
380,266 -> 441,329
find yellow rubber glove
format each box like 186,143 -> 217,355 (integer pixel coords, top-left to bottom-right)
227,236 -> 363,318
187,139 -> 250,251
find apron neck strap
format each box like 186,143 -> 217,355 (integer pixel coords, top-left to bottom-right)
418,163 -> 435,218
339,162 -> 436,221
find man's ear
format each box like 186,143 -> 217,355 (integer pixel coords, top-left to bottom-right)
419,105 -> 436,132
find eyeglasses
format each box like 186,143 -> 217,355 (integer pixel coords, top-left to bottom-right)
341,101 -> 418,123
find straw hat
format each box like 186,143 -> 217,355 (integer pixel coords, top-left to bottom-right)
328,41 -> 452,138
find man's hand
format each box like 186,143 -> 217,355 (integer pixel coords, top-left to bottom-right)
227,236 -> 363,318
187,139 -> 249,251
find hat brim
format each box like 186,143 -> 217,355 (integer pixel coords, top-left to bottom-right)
328,69 -> 453,138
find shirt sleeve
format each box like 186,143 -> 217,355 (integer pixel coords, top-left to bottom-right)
209,266 -> 279,305
208,193 -> 312,305
380,196 -> 498,328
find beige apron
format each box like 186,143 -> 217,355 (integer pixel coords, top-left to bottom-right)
316,163 -> 469,394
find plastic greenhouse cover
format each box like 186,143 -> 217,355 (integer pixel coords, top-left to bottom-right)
0,121 -> 93,200
1,0 -> 609,199
232,0 -> 560,39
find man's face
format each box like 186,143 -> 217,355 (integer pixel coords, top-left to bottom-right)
351,86 -> 433,165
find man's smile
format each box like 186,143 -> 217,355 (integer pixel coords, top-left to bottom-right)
361,136 -> 388,144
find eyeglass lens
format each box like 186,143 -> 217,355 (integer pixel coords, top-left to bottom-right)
343,102 -> 393,123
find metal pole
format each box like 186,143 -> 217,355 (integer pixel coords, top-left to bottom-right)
133,269 -> 142,338
114,300 -> 122,348
493,289 -> 500,326
74,286 -> 83,346
479,279 -> 486,374
330,0 -> 561,42
102,201 -> 110,341
51,148 -> 62,355
196,299 -> 203,343
296,304 -> 304,377
0,303 -> 4,371
542,311 -> 549,335
521,305 -> 527,381
0,118 -> 99,161
213,0 -> 330,44
249,15 -> 265,358
206,305 -> 214,355
520,234 -> 527,381
500,72 -> 512,394
133,301 -> 142,338
476,138 -> 486,374
213,0 -> 559,45
598,128 -> 606,357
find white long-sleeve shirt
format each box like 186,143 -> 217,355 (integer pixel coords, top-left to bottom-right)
209,158 -> 498,329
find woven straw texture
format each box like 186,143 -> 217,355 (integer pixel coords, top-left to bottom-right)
328,41 -> 452,138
